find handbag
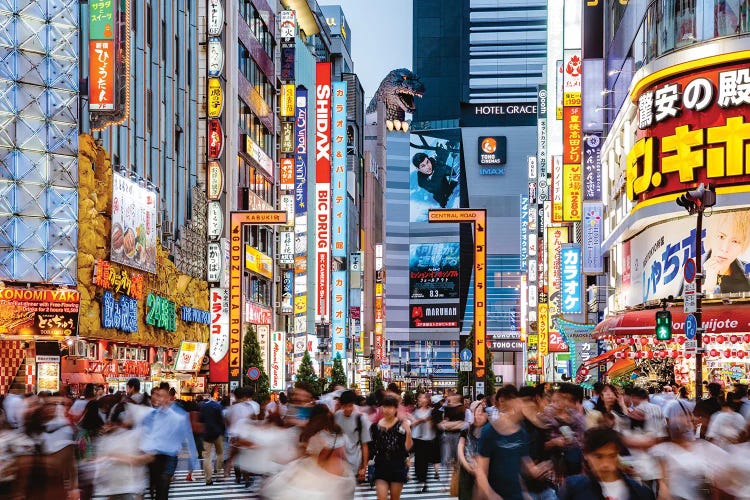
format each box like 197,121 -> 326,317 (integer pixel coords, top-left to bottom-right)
449,463 -> 460,497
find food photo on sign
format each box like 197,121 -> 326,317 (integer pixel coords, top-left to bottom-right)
110,171 -> 158,273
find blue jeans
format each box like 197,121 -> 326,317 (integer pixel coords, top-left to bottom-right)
527,488 -> 558,500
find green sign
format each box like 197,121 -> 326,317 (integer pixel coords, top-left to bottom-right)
146,294 -> 176,331
90,0 -> 116,40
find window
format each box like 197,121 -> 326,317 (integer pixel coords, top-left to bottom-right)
238,98 -> 272,157
237,42 -> 274,111
175,36 -> 179,74
146,4 -> 152,46
161,20 -> 166,61
240,0 -> 274,58
146,90 -> 152,132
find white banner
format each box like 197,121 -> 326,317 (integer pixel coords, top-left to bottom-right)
257,325 -> 270,374
270,331 -> 286,390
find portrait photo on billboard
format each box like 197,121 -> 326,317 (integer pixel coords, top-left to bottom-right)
626,207 -> 750,307
409,242 -> 460,299
409,131 -> 461,222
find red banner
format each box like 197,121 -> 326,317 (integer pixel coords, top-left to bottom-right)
315,62 -> 332,320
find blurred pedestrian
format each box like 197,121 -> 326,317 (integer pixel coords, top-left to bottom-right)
410,392 -> 440,491
456,400 -> 489,500
369,396 -> 412,500
199,394 -> 226,485
335,389 -> 371,481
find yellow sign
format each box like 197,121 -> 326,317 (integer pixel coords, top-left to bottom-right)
207,161 -> 223,200
562,163 -> 582,221
281,84 -> 295,117
228,211 -> 288,386
427,208 -> 487,379
207,78 -> 224,118
245,245 -> 273,279
294,295 -> 306,315
546,226 -> 569,339
538,303 -> 549,357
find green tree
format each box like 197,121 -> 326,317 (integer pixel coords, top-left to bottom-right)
296,350 -> 321,396
329,353 -> 348,389
242,325 -> 270,404
371,372 -> 384,393
457,325 -> 496,398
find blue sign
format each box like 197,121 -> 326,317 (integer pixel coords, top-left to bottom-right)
331,270 -> 347,365
685,313 -> 697,340
684,258 -> 696,283
101,291 -> 138,333
181,306 -> 210,325
247,366 -> 260,381
460,348 -> 472,362
561,244 -> 582,314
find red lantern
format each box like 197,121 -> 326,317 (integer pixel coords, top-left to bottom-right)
710,349 -> 720,357
671,350 -> 680,359
744,335 -> 750,343
738,351 -> 746,359
717,335 -> 726,344
659,350 -> 667,359
724,349 -> 732,358
614,351 -> 623,359
676,336 -> 686,345
685,353 -> 692,359
640,337 -> 649,346
705,336 -> 713,344
730,335 -> 739,343
628,338 -> 635,345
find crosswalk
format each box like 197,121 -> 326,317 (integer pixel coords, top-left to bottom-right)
98,467 -> 455,499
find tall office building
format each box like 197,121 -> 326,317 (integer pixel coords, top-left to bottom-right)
413,0 -> 547,123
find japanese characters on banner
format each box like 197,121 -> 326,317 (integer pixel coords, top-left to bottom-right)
208,38 -> 224,77
294,88 -> 308,335
562,162 -> 582,221
583,134 -> 602,200
278,231 -> 294,265
331,270 -> 347,363
111,172 -> 158,273
538,303 -> 549,357
0,288 -> 80,337
279,10 -> 296,39
551,156 -> 564,222
209,288 -> 230,382
520,195 -> 529,271
562,107 -> 583,221
547,226 -> 569,346
281,270 -> 294,314
280,157 -> 295,190
93,259 -> 145,299
560,244 -> 582,314
102,291 -> 138,332
582,202 -> 603,274
630,59 -> 750,204
315,63 -> 332,321
562,50 -> 582,106
89,0 -> 117,111
270,331 -> 286,390
537,86 -> 549,202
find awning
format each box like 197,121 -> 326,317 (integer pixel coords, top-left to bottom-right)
606,359 -> 637,378
594,303 -> 750,338
583,345 -> 629,369
62,373 -> 105,385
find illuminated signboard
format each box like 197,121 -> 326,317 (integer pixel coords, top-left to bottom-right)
207,201 -> 223,240
279,10 -> 296,39
207,78 -> 224,118
245,244 -> 273,279
332,81 -> 348,259
551,156 -> 564,222
582,202 -> 603,274
478,136 -> 507,173
409,304 -> 459,328
281,121 -> 294,154
209,287 -> 230,382
562,49 -> 582,107
207,0 -> 224,36
278,230 -> 294,264
145,294 -> 176,331
281,270 -> 294,314
208,119 -> 224,159
295,88 -> 308,214
245,135 -> 274,178
207,241 -> 222,282
181,306 -> 210,325
0,288 -> 80,337
628,57 -> 750,204
562,162 -> 582,221
560,244 -> 582,314
520,195 -> 529,270
89,41 -> 115,110
546,226 -> 569,348
409,243 -> 459,299
331,270 -> 347,363
90,0 -> 116,39
207,161 -> 223,200
174,341 -> 208,371
538,302 -> 549,357
102,291 -> 138,333
281,84 -> 295,117
229,212 -> 287,385
208,38 -> 224,77
583,134 -> 602,200
92,259 -> 145,299
280,157 -> 294,190
315,63 -> 332,321
270,331 -> 285,390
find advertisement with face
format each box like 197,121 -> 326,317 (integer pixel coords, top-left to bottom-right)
409,131 -> 461,222
409,243 -> 460,299
626,208 -> 750,307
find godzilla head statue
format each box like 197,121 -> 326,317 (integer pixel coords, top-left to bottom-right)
366,68 -> 425,122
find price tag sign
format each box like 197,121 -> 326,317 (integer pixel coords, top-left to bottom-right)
460,361 -> 472,372
683,281 -> 697,313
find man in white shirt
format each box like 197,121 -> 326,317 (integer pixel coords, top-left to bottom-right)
226,386 -> 260,486
663,386 -> 695,424
334,390 -> 371,481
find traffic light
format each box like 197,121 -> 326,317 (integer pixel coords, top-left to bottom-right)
655,310 -> 672,341
676,183 -> 716,214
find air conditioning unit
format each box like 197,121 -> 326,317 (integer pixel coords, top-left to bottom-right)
70,340 -> 88,358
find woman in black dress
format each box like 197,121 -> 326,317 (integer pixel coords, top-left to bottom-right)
370,396 -> 412,500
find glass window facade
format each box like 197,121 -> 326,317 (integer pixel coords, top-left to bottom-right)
238,42 -> 274,112
240,0 -> 274,57
238,98 -> 272,158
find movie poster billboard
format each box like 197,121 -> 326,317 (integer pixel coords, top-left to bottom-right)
111,172 -> 158,273
409,243 -> 459,299
409,131 -> 461,222
625,207 -> 750,307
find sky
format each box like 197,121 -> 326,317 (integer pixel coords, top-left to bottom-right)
318,0 -> 413,101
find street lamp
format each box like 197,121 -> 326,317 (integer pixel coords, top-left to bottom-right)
675,183 -> 716,399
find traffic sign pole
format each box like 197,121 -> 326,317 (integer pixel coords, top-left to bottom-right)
694,210 -> 704,398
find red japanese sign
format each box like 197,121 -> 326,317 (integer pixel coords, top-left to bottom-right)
89,40 -> 115,110
208,119 -> 224,160
629,58 -> 750,204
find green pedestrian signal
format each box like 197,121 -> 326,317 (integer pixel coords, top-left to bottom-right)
655,310 -> 672,341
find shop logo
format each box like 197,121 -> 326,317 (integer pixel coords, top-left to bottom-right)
566,55 -> 582,77
481,137 -> 497,154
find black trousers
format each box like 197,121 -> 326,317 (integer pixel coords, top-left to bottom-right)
148,454 -> 176,500
413,438 -> 432,483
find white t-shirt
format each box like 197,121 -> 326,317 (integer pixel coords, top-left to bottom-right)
663,398 -> 695,422
706,410 -> 746,446
227,400 -> 260,436
600,479 -> 628,500
651,440 -> 727,500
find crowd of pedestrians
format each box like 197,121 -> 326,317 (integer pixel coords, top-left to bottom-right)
0,378 -> 749,499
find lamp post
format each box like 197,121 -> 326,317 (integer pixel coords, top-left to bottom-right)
676,183 -> 716,399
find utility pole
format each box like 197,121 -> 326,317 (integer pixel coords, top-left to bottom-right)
676,184 -> 716,400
